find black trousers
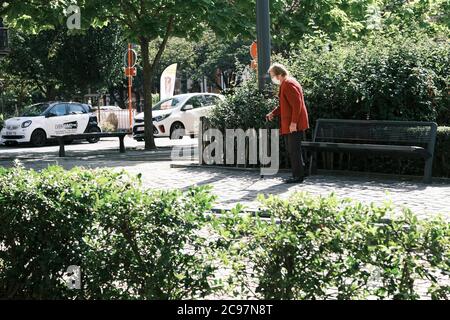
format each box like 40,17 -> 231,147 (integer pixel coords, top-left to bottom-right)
284,131 -> 305,178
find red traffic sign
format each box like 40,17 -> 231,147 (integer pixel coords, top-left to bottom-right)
124,67 -> 137,77
250,41 -> 258,59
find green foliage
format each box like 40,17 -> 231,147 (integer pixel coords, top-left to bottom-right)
277,32 -> 449,125
0,26 -> 124,105
191,31 -> 252,91
269,0 -> 449,50
208,70 -> 278,131
0,166 -> 449,300
0,165 -> 217,299
213,193 -> 450,300
434,127 -> 450,177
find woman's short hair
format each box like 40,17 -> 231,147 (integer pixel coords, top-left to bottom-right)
268,63 -> 289,77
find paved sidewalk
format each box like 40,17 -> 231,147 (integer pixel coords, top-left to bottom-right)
1,137 -> 449,219
123,162 -> 450,219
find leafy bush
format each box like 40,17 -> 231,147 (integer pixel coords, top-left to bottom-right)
1,165 -> 449,300
277,35 -> 450,124
0,165 -> 217,299
213,193 -> 450,300
208,71 -> 278,132
277,33 -> 449,126
434,127 -> 450,178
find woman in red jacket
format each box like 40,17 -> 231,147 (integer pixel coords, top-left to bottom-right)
266,63 -> 310,183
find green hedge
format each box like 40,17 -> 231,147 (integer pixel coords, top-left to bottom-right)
214,193 -> 450,300
208,72 -> 278,132
1,166 -> 449,299
278,33 -> 449,126
434,127 -> 450,177
0,166 -> 217,299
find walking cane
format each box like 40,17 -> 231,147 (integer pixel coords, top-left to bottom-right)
260,119 -> 270,179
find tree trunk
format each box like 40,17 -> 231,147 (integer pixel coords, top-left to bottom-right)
140,37 -> 156,150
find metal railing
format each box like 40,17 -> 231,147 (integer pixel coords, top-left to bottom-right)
98,109 -> 137,132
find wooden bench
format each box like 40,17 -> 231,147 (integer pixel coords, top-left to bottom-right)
302,119 -> 438,183
51,132 -> 128,157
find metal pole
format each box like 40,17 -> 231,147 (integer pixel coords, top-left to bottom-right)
128,43 -> 133,132
256,0 -> 271,92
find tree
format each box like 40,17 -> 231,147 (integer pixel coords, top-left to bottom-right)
269,0 -> 449,51
89,0 -> 254,149
0,25 -> 123,114
1,0 -> 255,150
192,31 -> 252,91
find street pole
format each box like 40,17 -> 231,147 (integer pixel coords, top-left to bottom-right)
127,43 -> 133,132
256,0 -> 271,92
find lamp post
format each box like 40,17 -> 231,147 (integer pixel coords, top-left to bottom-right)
256,0 -> 271,92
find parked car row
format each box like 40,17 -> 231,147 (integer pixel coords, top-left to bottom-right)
0,93 -> 225,147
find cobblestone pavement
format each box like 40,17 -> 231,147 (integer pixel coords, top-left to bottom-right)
1,136 -> 449,219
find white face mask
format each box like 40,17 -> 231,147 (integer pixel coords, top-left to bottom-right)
271,77 -> 281,85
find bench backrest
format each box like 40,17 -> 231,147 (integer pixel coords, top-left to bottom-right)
312,119 -> 437,148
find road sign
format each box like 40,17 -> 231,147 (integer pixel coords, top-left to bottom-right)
123,48 -> 138,68
124,67 -> 137,77
250,41 -> 258,59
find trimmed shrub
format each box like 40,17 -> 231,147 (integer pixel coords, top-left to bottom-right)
1,166 -> 449,300
208,72 -> 278,132
213,193 -> 450,300
0,165 -> 217,299
434,127 -> 450,177
278,33 -> 449,126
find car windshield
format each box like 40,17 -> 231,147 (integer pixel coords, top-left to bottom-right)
152,97 -> 184,111
21,103 -> 50,117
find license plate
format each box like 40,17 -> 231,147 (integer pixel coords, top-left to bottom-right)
5,131 -> 16,136
137,127 -> 144,132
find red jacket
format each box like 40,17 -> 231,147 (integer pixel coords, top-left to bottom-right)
272,77 -> 309,135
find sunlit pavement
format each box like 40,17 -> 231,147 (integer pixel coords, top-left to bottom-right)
1,135 -> 449,220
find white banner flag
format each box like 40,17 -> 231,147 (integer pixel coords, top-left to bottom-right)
160,63 -> 177,101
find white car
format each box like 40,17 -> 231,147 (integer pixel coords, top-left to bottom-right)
132,93 -> 224,141
0,102 -> 101,147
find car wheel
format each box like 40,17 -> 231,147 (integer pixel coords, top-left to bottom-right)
30,129 -> 47,147
170,122 -> 185,140
86,126 -> 101,143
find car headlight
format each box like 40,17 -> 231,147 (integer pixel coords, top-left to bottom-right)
22,120 -> 32,128
153,114 -> 171,122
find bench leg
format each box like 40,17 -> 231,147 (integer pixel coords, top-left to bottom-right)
424,157 -> 433,184
119,136 -> 126,153
309,151 -> 317,176
58,139 -> 66,157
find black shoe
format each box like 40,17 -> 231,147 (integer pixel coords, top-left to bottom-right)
284,177 -> 305,184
